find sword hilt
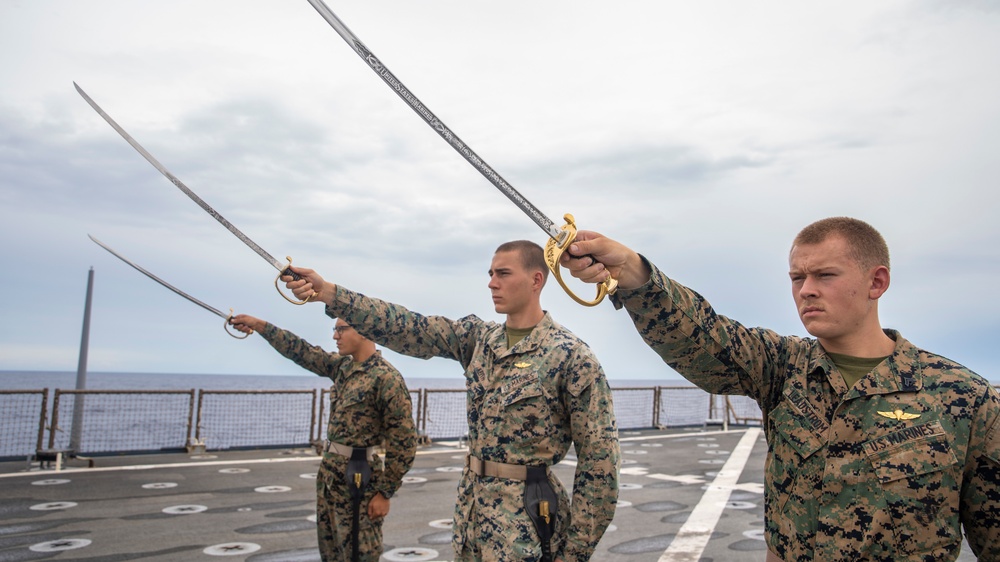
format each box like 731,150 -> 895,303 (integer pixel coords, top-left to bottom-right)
274,257 -> 317,305
223,309 -> 251,340
544,214 -> 618,307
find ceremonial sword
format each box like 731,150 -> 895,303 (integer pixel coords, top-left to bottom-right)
304,0 -> 618,306
88,235 -> 249,339
74,82 -> 312,305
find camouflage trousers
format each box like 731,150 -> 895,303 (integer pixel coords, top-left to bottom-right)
316,460 -> 384,562
453,474 -> 570,562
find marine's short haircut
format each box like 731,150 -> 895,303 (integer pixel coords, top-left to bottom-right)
495,240 -> 549,282
793,216 -> 890,271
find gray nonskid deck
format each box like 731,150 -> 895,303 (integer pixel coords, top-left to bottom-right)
0,427 -> 977,561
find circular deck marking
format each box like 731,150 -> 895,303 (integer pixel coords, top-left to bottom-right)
620,459 -> 637,465
220,468 -> 250,474
417,531 -> 452,545
729,538 -> 768,551
190,455 -> 218,460
435,466 -> 463,473
619,483 -> 643,491
30,501 -> 77,511
244,548 -> 319,561
307,514 -> 317,523
142,482 -> 178,489
204,542 -> 261,556
697,443 -> 719,448
31,479 -> 70,486
383,547 -> 439,560
29,538 -> 91,552
698,459 -> 725,465
622,449 -> 647,455
724,500 -> 758,510
640,442 -> 663,447
402,476 -> 427,484
743,528 -> 766,540
255,485 -> 291,493
616,500 -> 633,508
429,519 -> 453,529
163,504 -> 208,514
605,524 -> 618,533
705,449 -> 730,455
300,473 -> 316,479
238,507 -> 253,512
635,500 -> 686,513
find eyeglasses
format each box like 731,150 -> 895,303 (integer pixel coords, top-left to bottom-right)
333,326 -> 353,334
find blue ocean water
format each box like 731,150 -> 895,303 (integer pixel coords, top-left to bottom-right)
0,370 -> 693,459
0,370 -> 684,392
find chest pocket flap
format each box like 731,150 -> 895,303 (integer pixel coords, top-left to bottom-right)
864,420 -> 957,482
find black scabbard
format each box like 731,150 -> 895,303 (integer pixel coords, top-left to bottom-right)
346,448 -> 373,562
524,465 -> 558,562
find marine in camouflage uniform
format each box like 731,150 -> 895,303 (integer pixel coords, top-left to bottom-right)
281,241 -> 620,562
233,315 -> 416,562
562,218 -> 1000,561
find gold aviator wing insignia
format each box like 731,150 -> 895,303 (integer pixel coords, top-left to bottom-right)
877,409 -> 921,421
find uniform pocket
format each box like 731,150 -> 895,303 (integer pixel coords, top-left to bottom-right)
767,400 -> 825,513
864,420 -> 960,554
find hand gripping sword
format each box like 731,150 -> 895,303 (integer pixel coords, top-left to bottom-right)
88,235 -> 249,339
74,82 -> 313,306
304,0 -> 618,306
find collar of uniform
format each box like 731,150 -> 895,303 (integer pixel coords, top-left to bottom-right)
487,312 -> 557,357
351,350 -> 382,373
842,330 -> 922,399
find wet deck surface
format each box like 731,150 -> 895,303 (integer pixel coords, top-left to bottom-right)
0,427 -> 977,561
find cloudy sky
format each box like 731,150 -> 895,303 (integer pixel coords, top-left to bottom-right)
2,1 -> 998,384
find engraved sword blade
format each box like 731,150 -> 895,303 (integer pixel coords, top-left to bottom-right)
88,234 -> 229,319
304,0 -> 566,243
75,82 -> 287,273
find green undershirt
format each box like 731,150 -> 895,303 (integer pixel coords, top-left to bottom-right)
827,352 -> 889,388
506,326 -> 535,349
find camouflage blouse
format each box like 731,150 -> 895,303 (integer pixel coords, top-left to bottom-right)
611,260 -> 1000,561
327,286 -> 620,562
258,324 -> 416,499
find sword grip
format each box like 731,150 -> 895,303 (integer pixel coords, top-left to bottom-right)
223,309 -> 251,340
274,257 -> 316,305
544,215 -> 618,307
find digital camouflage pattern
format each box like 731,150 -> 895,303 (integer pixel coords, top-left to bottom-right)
259,324 -> 416,562
611,261 -> 1000,561
327,286 -> 620,562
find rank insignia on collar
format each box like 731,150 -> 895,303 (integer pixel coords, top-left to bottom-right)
514,362 -> 532,369
877,409 -> 921,421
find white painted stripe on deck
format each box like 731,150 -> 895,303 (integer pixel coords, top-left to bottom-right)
657,427 -> 762,562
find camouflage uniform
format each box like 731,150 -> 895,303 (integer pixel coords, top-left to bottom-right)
327,286 -> 620,562
258,324 -> 416,562
611,260 -> 1000,561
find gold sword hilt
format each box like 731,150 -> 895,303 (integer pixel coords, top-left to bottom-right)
539,500 -> 550,525
273,256 -> 318,305
543,214 -> 618,307
354,473 -> 362,488
223,309 -> 250,340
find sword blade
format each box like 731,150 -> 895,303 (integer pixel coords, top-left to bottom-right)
304,0 -> 566,244
88,234 -> 229,319
74,82 -> 287,273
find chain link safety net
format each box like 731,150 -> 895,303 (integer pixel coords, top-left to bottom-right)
49,390 -> 194,454
0,389 -> 47,459
196,390 -> 316,450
